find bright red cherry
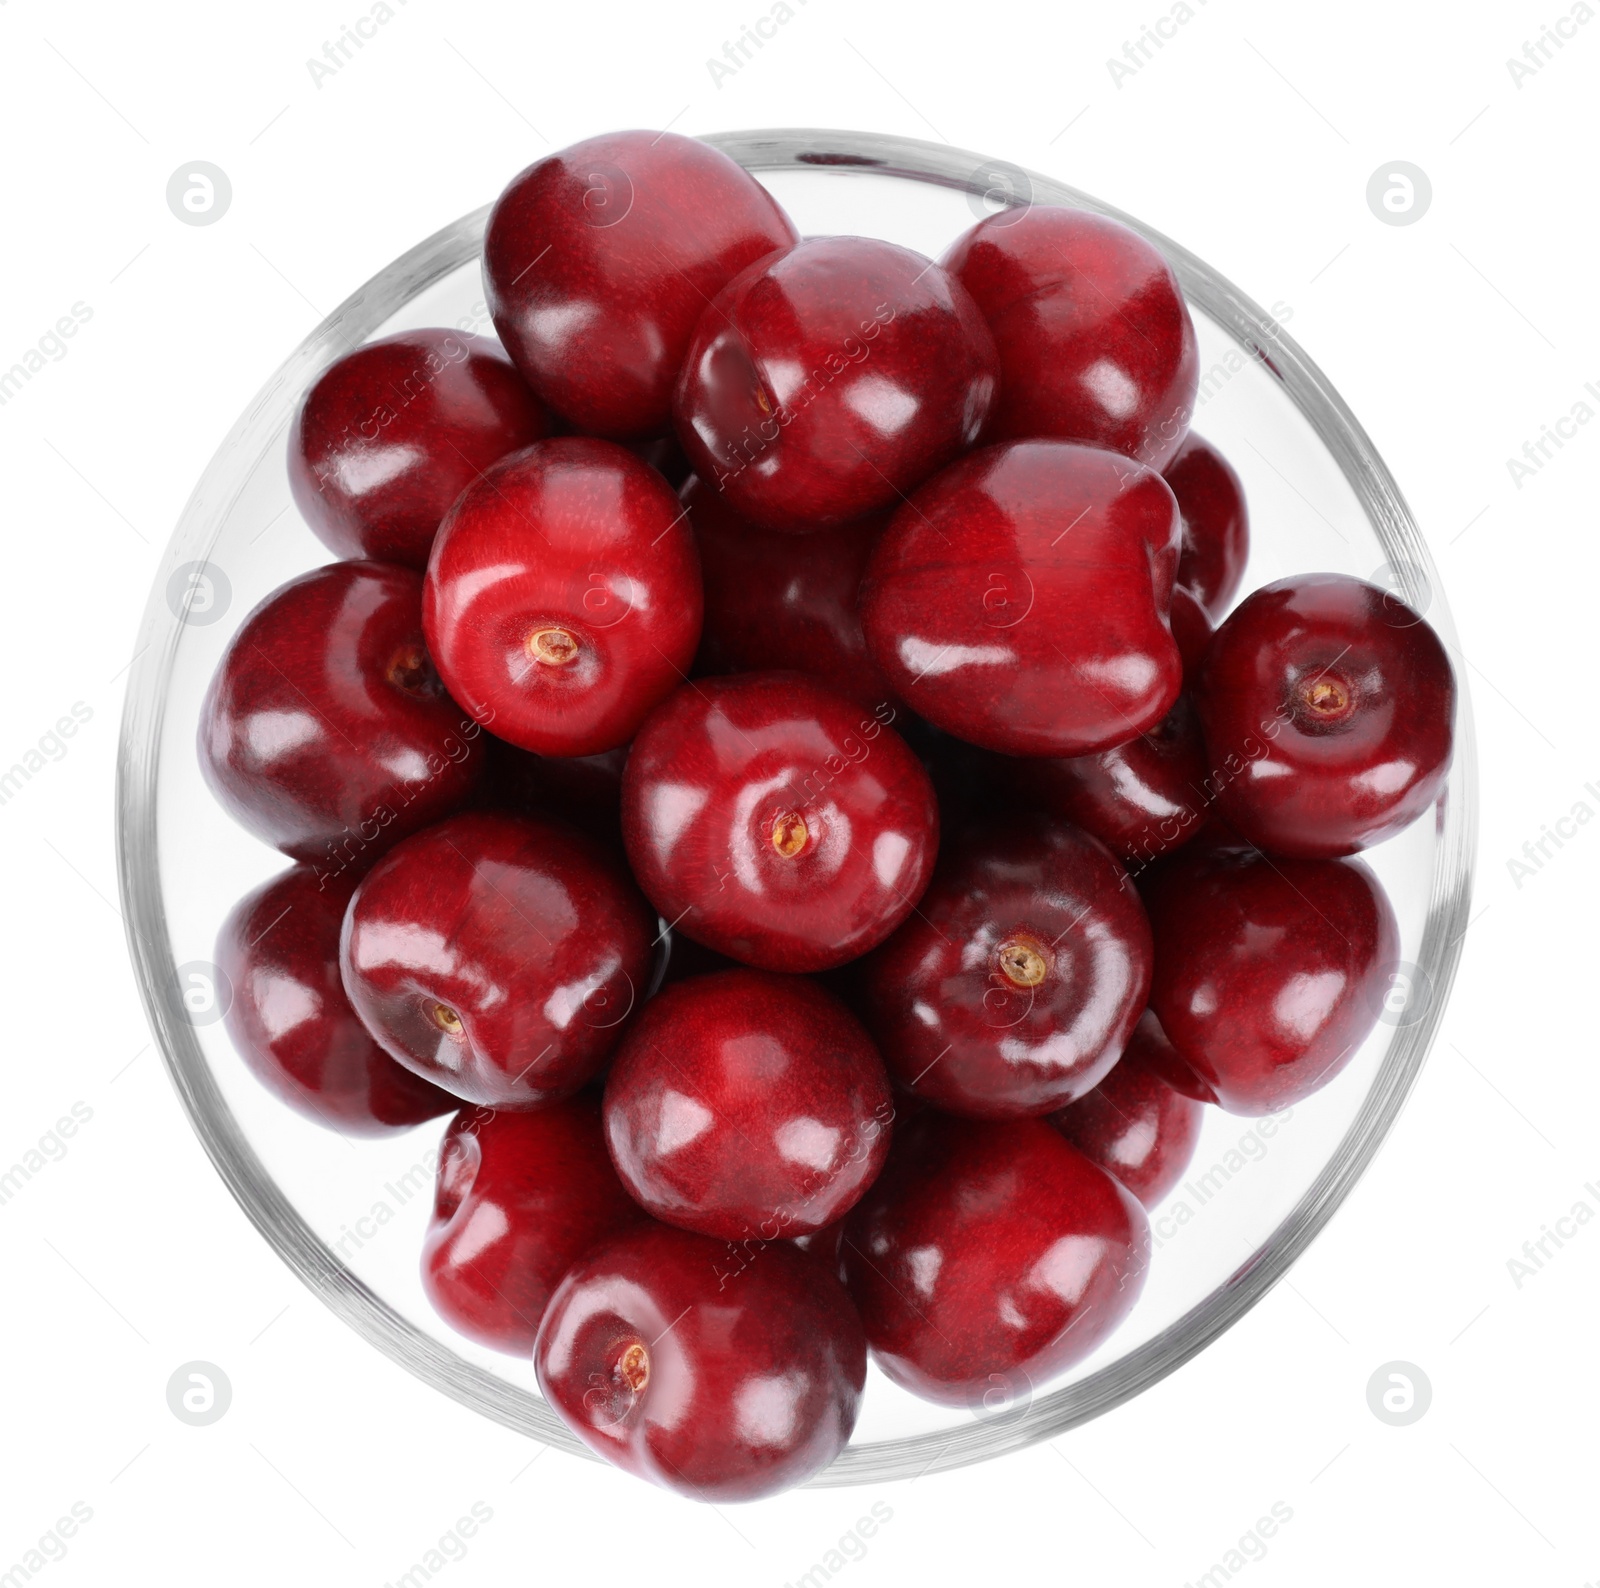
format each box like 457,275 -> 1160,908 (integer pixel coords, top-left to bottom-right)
603,970 -> 893,1240
198,561 -> 484,870
536,1223 -> 866,1500
340,810 -> 656,1108
861,441 -> 1183,757
859,813 -> 1151,1118
1050,1011 -> 1206,1206
943,205 -> 1198,470
1164,432 -> 1249,617
288,329 -> 550,570
1194,573 -> 1456,857
1142,841 -> 1400,1114
217,863 -> 454,1134
423,437 -> 702,758
621,672 -> 938,972
672,235 -> 998,533
684,475 -> 899,712
422,1097 -> 643,1354
842,1114 -> 1149,1406
484,130 -> 797,438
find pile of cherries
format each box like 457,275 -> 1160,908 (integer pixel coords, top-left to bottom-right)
198,131 -> 1456,1502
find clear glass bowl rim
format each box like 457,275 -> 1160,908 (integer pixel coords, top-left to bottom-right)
115,127 -> 1478,1487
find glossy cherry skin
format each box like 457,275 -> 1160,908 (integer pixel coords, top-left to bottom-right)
1164,432 -> 1250,618
860,441 -> 1183,757
943,206 -> 1198,469
423,437 -> 702,758
859,814 -> 1152,1119
217,863 -> 454,1134
842,1113 -> 1149,1406
684,475 -> 899,712
673,236 -> 998,533
1050,1011 -> 1206,1206
1194,574 -> 1456,857
535,1223 -> 866,1501
288,329 -> 549,570
422,1097 -> 643,1354
621,672 -> 939,972
340,810 -> 656,1108
603,970 -> 893,1240
199,561 -> 484,870
484,131 -> 797,438
1142,841 -> 1400,1114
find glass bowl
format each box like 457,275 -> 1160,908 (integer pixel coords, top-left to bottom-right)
115,128 -> 1477,1486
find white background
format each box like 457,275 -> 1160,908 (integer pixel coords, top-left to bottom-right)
0,0 -> 1595,1583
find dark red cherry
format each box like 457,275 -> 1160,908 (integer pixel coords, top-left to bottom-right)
672,235 -> 998,533
625,432 -> 693,490
859,813 -> 1151,1118
423,437 -> 702,758
198,561 -> 483,870
943,205 -> 1198,469
1142,841 -> 1400,1114
1194,573 -> 1456,857
422,1098 -> 642,1354
684,475 -> 899,712
842,1113 -> 1149,1406
340,810 -> 656,1108
1168,582 -> 1216,677
603,970 -> 893,1240
860,441 -> 1183,757
1125,1006 -> 1217,1104
1164,432 -> 1249,617
536,1223 -> 866,1500
1050,1011 -> 1206,1206
288,329 -> 549,570
217,863 -> 454,1134
484,130 -> 797,438
621,672 -> 938,972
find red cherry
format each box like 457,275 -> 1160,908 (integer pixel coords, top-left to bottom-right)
480,738 -> 629,852
484,131 -> 797,438
672,236 -> 998,532
602,970 -> 893,1240
684,475 -> 899,712
288,329 -> 549,570
860,813 -> 1151,1118
1142,841 -> 1400,1114
423,437 -> 702,757
199,561 -> 483,869
860,441 -> 1183,757
422,1098 -> 642,1354
1194,573 -> 1456,857
217,863 -> 454,1134
1167,582 -> 1216,677
621,673 -> 939,972
842,1114 -> 1149,1406
1163,432 -> 1250,618
536,1223 -> 866,1500
340,810 -> 656,1108
1050,1011 -> 1206,1206
943,206 -> 1198,469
